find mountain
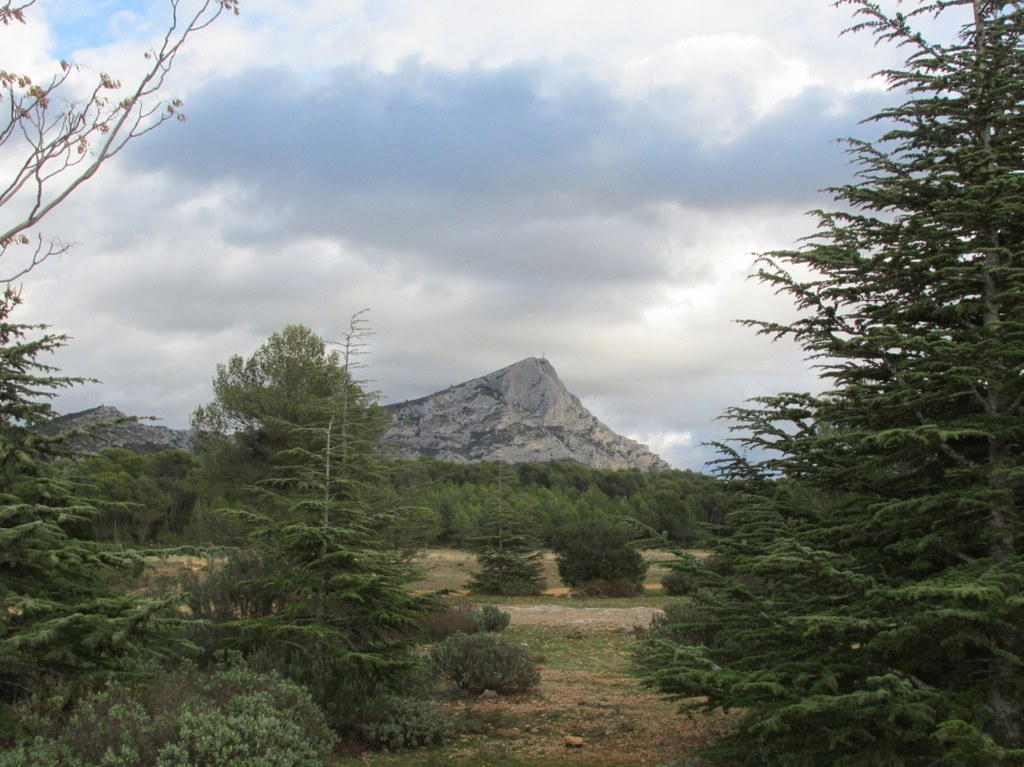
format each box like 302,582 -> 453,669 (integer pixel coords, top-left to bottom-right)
380,357 -> 670,471
43,405 -> 194,455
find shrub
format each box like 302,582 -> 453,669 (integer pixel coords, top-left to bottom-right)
0,665 -> 335,767
357,696 -> 451,750
471,605 -> 511,633
570,577 -> 643,598
660,568 -> 695,596
416,602 -> 510,639
431,634 -> 539,695
417,600 -> 478,640
550,518 -> 648,595
634,600 -> 720,649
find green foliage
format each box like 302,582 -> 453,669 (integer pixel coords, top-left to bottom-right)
471,605 -> 511,633
0,291 -> 186,706
357,695 -> 451,751
468,466 -> 546,596
431,633 -> 539,695
64,448 -> 200,544
659,568 -> 695,597
184,317 -> 429,730
638,4 -> 1024,764
551,517 -> 648,596
380,457 -> 728,548
416,600 -> 479,640
190,323 -> 362,519
0,664 -> 335,767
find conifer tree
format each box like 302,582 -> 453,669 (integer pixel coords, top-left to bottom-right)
194,315 -> 427,727
638,2 -> 1023,764
0,291 -> 181,712
469,466 -> 546,596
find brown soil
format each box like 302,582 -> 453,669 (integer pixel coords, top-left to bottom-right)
399,605 -> 734,766
501,604 -> 664,628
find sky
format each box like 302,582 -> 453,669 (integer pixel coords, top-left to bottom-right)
3,1 -> 968,469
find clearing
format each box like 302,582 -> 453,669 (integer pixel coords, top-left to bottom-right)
342,593 -> 732,766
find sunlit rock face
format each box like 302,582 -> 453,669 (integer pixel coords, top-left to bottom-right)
380,357 -> 670,471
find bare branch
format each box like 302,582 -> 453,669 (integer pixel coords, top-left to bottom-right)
0,0 -> 239,283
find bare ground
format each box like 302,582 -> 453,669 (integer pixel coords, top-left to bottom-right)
501,604 -> 664,628
355,601 -> 733,766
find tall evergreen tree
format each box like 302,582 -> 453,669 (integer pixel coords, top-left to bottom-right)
190,315 -> 427,728
638,2 -> 1023,764
468,466 -> 546,596
0,291 -> 181,714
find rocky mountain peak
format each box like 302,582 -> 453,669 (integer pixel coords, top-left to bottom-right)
45,406 -> 193,455
472,357 -> 572,421
381,358 -> 670,471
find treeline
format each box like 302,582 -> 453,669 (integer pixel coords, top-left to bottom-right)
64,448 -> 728,550
381,457 -> 727,547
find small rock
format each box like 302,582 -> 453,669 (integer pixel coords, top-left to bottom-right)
564,735 -> 586,748
479,689 -> 499,699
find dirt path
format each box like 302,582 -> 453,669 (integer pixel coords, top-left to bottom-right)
435,610 -> 730,766
500,604 -> 663,628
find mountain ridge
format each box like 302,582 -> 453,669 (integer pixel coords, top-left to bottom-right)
49,359 -> 670,471
43,405 -> 194,454
380,357 -> 670,471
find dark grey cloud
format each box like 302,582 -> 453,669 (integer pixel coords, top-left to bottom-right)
137,57 -> 891,222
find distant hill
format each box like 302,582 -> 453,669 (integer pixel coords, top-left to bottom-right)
43,406 -> 193,455
380,357 -> 670,471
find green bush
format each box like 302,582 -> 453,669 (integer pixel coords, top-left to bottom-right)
570,577 -> 643,597
634,600 -> 720,650
471,605 -> 511,632
0,665 -> 335,767
660,568 -> 695,596
357,696 -> 451,750
417,600 -> 479,640
431,633 -> 539,695
551,518 -> 648,595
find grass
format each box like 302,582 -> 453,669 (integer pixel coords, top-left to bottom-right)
140,547 -> 727,764
336,547 -> 725,765
334,604 -> 732,766
407,547 -> 696,595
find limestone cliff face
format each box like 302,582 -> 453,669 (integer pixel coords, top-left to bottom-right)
45,405 -> 194,454
380,357 -> 670,471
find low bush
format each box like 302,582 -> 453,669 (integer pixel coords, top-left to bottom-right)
357,696 -> 451,750
417,600 -> 478,640
634,600 -> 720,649
660,568 -> 695,596
417,602 -> 511,639
471,605 -> 511,633
0,665 -> 335,767
431,633 -> 539,695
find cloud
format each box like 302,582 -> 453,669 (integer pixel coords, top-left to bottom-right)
140,58 -> 883,203
9,1 -> 913,470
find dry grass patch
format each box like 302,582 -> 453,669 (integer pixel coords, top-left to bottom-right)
342,601 -> 734,766
409,548 -> 697,595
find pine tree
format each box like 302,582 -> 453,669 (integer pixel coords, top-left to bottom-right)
638,2 -> 1024,764
0,290 -> 181,712
194,315 -> 427,727
468,466 -> 546,596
